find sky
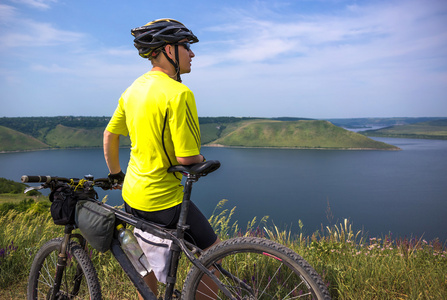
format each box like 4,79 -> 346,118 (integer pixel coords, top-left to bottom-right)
1,0 -> 446,119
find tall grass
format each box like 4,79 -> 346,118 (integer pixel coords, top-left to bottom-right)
1,199 -> 446,299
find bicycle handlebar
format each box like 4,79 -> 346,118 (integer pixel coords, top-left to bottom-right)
21,175 -> 70,183
21,175 -> 112,191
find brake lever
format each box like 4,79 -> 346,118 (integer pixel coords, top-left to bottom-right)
24,185 -> 45,194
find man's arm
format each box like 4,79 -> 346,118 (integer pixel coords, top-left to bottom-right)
103,129 -> 122,174
176,154 -> 205,165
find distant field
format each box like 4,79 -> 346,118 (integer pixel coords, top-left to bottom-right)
362,119 -> 447,140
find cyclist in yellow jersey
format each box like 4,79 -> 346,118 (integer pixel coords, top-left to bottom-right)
103,19 -> 219,297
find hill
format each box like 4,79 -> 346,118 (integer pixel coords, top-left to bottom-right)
362,119 -> 447,140
206,120 -> 399,150
0,117 -> 131,151
0,126 -> 49,152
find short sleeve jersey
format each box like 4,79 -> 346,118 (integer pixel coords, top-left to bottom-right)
106,71 -> 201,212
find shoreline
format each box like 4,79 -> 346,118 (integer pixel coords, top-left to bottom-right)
203,144 -> 401,151
1,144 -> 401,154
0,146 -> 103,154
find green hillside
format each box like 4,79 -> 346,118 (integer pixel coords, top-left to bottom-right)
207,120 -> 399,150
362,119 -> 447,140
0,117 -> 400,151
45,125 -> 131,148
0,126 -> 49,152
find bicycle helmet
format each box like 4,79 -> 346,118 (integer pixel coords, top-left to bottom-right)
131,19 -> 199,59
131,19 -> 198,82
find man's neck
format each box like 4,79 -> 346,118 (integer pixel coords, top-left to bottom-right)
151,65 -> 177,80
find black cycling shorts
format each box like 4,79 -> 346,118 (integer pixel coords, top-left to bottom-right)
124,201 -> 217,250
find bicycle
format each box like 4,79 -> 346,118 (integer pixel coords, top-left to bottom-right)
22,160 -> 331,299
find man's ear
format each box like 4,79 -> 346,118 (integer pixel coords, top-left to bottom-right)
165,44 -> 173,57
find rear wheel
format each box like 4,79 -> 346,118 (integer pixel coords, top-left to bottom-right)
183,237 -> 331,299
27,238 -> 101,300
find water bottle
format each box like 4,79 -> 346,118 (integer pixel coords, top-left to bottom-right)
117,224 -> 151,277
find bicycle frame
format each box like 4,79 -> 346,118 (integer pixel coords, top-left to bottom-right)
26,160 -> 331,300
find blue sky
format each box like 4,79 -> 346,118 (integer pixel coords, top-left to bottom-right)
1,0 -> 446,119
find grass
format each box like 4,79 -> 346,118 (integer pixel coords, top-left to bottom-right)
0,198 -> 445,299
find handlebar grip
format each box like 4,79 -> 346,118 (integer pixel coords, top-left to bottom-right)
21,175 -> 52,183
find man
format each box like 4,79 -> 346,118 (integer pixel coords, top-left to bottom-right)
103,19 -> 219,297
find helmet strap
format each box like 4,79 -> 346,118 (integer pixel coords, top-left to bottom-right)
162,45 -> 182,82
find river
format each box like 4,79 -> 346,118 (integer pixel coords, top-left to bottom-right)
1,137 -> 446,241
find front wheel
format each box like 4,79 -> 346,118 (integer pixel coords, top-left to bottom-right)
183,237 -> 331,299
27,237 -> 102,300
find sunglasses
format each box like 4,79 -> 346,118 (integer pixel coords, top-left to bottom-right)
175,42 -> 191,51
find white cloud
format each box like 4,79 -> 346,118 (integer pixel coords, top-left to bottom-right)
30,63 -> 73,73
201,0 -> 446,70
0,4 -> 17,21
10,0 -> 57,10
0,19 -> 84,49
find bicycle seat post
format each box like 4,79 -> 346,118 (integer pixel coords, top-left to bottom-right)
176,174 -> 197,238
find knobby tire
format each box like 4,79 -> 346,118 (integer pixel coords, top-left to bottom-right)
182,237 -> 331,300
27,237 -> 102,300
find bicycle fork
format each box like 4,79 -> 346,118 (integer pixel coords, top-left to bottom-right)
50,225 -> 84,299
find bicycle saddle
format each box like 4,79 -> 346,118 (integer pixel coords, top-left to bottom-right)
168,160 -> 221,176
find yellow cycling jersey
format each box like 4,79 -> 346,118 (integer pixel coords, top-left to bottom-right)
106,71 -> 201,212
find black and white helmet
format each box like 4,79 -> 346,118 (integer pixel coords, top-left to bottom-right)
131,19 -> 199,59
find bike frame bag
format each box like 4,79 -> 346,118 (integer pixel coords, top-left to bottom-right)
75,200 -> 115,252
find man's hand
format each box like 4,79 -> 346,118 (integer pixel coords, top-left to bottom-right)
108,170 -> 125,189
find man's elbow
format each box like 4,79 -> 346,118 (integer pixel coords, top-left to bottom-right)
104,129 -> 113,139
176,154 -> 203,165
104,129 -> 118,140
